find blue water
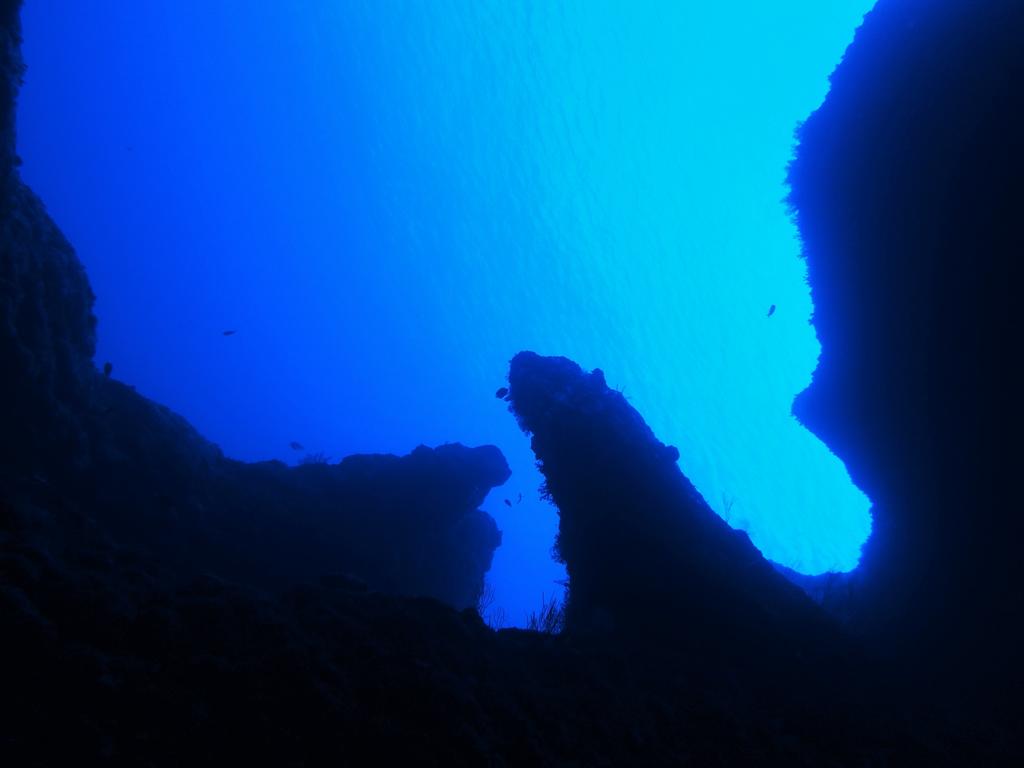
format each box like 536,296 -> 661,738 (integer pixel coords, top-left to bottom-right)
18,1 -> 874,624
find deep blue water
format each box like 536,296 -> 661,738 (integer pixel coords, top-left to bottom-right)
18,1 -> 874,624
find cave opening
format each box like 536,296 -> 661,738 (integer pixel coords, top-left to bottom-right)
18,0 -> 874,622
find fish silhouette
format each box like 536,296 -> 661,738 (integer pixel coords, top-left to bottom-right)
222,330 -> 237,336
495,386 -> 509,399
767,304 -> 776,317
289,441 -> 304,451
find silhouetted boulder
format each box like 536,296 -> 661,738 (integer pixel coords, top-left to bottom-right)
196,444 -> 507,608
505,352 -> 837,653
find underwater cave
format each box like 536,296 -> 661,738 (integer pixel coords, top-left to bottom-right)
18,1 -> 874,620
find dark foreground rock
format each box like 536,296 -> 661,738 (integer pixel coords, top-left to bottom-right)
0,348 -> 962,766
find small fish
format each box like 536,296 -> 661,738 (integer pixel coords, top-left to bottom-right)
289,441 -> 304,451
503,499 -> 512,507
517,492 -> 523,504
222,330 -> 237,336
495,387 -> 509,399
103,361 -> 113,377
767,304 -> 776,317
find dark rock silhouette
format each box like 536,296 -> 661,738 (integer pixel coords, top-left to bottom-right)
0,5 -> 505,612
1,5 -> 96,483
788,0 -> 1024,732
505,351 -> 833,650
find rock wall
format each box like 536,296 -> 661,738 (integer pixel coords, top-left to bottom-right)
789,0 -> 1024,717
0,0 -> 505,611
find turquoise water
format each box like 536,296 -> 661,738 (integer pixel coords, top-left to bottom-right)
19,1 -> 874,622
